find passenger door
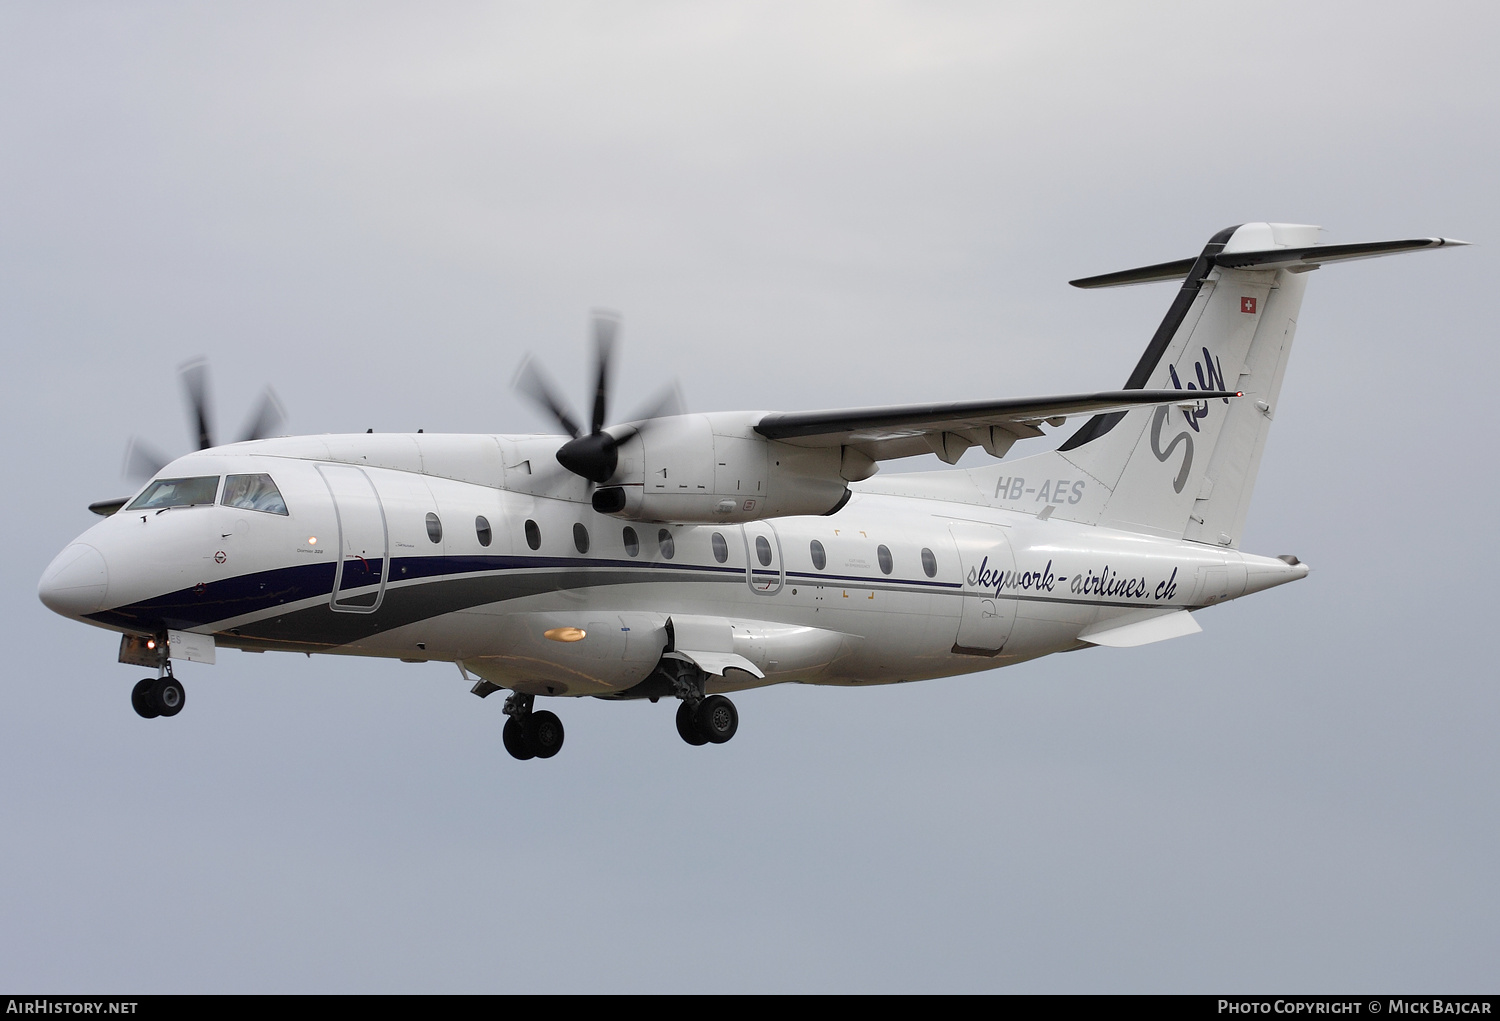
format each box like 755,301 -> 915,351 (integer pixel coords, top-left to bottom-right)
318,464 -> 390,613
741,521 -> 784,595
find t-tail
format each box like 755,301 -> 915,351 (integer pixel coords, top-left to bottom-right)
1012,223 -> 1466,547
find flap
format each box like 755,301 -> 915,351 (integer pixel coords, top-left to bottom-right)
1077,609 -> 1201,648
754,390 -> 1236,464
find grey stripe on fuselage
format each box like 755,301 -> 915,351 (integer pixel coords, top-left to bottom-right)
208,558 -> 1189,652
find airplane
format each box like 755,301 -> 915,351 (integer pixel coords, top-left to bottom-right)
38,223 -> 1465,760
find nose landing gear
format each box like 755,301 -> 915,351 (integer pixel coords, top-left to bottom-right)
123,633 -> 187,720
501,692 -> 565,760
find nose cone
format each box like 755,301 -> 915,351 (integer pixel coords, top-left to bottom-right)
38,543 -> 110,617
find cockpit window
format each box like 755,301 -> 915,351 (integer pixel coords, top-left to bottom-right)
221,474 -> 289,515
126,476 -> 220,511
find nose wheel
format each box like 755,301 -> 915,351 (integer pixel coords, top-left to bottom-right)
131,675 -> 185,719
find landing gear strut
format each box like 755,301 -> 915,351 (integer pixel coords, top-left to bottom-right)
502,692 -> 565,761
131,666 -> 185,720
659,658 -> 739,746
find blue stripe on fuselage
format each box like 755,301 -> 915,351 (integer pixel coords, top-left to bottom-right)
84,552 -> 962,635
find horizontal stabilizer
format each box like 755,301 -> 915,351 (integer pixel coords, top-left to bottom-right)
1078,609 -> 1201,648
757,389 -> 1237,464
1071,235 -> 1468,289
1068,257 -> 1199,289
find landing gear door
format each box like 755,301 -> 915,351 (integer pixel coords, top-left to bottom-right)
318,464 -> 389,613
742,521 -> 784,595
947,521 -> 1017,655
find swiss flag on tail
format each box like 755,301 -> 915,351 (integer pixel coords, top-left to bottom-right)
1241,297 -> 1257,314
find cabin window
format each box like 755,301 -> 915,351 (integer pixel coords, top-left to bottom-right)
921,547 -> 937,578
623,526 -> 640,557
755,535 -> 772,567
809,539 -> 826,570
524,519 -> 541,550
877,544 -> 893,575
425,512 -> 443,544
475,516 -> 492,547
658,528 -> 675,559
711,532 -> 729,563
126,476 -> 220,511
221,474 -> 288,515
573,523 -> 590,554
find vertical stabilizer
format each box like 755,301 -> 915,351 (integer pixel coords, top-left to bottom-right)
1040,224 -> 1464,547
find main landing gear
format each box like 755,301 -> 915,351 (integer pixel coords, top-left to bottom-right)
501,692 -> 565,761
131,671 -> 185,719
675,694 -> 738,745
661,659 -> 739,747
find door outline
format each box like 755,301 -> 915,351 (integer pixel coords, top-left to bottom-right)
318,464 -> 390,614
741,521 -> 784,595
947,521 -> 1017,653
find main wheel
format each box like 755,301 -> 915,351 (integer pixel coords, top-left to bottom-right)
676,700 -> 708,746
525,710 -> 565,759
695,695 -> 738,744
503,717 -> 535,760
150,676 -> 186,717
131,678 -> 160,719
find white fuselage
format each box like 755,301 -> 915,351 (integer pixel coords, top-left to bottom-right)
39,431 -> 1306,698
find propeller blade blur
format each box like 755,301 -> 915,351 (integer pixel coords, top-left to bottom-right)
123,437 -> 170,482
514,355 -> 583,439
178,357 -> 214,450
628,380 -> 687,425
589,310 -> 620,435
238,387 -> 287,442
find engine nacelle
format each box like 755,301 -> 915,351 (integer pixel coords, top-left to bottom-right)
591,412 -> 851,523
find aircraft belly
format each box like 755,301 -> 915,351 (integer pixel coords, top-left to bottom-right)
452,610 -> 669,695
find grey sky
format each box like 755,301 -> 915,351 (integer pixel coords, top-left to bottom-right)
2,2 -> 1496,992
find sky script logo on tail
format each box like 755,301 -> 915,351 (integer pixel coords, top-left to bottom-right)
1152,346 -> 1233,493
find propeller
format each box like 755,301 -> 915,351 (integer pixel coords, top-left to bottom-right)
514,311 -> 685,489
96,359 -> 289,512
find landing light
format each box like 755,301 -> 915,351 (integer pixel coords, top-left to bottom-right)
544,627 -> 587,643
308,537 -> 318,545
146,639 -> 156,650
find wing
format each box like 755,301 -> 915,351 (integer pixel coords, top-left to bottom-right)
754,389 -> 1236,464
